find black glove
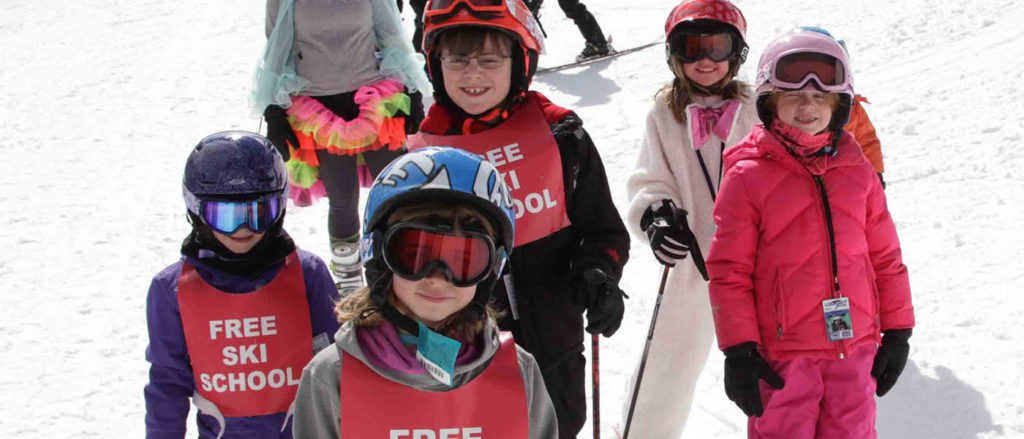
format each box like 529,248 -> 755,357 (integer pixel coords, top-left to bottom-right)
264,105 -> 299,162
640,200 -> 695,267
524,0 -> 543,16
578,267 -> 628,337
723,342 -> 785,417
871,328 -> 911,396
405,91 -> 425,134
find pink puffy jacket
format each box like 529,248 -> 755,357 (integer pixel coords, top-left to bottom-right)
707,125 -> 914,361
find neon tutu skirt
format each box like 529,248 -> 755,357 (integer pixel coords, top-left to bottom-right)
284,79 -> 411,206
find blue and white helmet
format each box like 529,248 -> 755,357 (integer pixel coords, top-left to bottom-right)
361,146 -> 516,284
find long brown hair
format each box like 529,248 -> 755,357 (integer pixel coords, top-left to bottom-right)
333,200 -> 500,340
659,56 -> 750,124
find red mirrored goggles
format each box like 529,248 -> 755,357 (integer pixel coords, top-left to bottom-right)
429,0 -> 504,11
773,51 -> 848,91
671,32 -> 737,63
383,222 -> 497,287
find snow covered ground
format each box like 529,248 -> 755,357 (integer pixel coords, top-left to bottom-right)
2,0 -> 1022,437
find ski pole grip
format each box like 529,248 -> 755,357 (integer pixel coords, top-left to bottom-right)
675,209 -> 710,281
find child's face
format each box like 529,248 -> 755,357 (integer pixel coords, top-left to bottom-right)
213,228 -> 265,254
774,90 -> 834,135
682,58 -> 730,88
441,38 -> 513,116
392,271 -> 476,328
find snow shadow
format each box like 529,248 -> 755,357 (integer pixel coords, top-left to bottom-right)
877,361 -> 1002,438
532,62 -> 622,107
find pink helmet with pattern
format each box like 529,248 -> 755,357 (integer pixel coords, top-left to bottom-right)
754,28 -> 855,130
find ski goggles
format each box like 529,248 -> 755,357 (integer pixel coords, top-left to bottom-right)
671,32 -> 737,63
383,222 -> 497,287
199,195 -> 284,235
772,51 -> 849,91
429,0 -> 505,14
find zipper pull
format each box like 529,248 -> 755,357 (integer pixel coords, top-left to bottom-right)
777,326 -> 783,338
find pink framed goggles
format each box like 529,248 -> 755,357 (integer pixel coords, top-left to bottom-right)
772,51 -> 849,92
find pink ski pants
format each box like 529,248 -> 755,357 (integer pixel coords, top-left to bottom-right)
749,344 -> 878,439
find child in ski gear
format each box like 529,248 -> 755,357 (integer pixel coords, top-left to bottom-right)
291,147 -> 558,438
706,28 -> 915,437
622,1 -> 756,436
144,131 -> 340,439
797,27 -> 888,187
409,1 -> 631,436
847,95 -> 885,183
252,0 -> 432,293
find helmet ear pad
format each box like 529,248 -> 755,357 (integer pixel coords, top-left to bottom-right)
755,93 -> 774,126
830,93 -> 853,131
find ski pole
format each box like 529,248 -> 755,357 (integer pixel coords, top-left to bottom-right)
592,333 -> 600,439
675,209 -> 709,281
622,265 -> 671,439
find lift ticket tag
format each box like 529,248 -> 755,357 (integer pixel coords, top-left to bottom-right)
822,297 -> 854,342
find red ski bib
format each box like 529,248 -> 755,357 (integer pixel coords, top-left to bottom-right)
410,95 -> 571,247
340,333 -> 529,438
177,252 -> 313,417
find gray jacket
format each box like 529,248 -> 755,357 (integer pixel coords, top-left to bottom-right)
292,320 -> 559,438
267,0 -> 388,95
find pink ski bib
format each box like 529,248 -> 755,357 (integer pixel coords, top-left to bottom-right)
177,252 -> 313,417
409,95 -> 572,247
340,333 -> 529,438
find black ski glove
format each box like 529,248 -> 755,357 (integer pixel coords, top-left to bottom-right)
723,342 -> 785,417
405,91 -> 425,134
871,328 -> 912,396
264,105 -> 298,162
578,267 -> 628,337
640,200 -> 695,267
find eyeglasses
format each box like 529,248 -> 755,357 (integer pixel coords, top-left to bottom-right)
199,195 -> 283,235
671,32 -> 737,63
383,222 -> 497,287
440,54 -> 512,71
773,51 -> 848,91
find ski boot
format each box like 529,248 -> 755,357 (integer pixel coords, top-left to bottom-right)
331,240 -> 363,296
576,38 -> 614,63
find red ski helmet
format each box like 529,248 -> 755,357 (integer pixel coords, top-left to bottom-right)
422,0 -> 545,107
664,0 -> 748,64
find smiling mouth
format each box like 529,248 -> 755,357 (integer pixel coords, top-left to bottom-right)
795,115 -> 818,124
229,235 -> 255,242
461,87 -> 489,96
696,66 -> 717,73
417,293 -> 452,303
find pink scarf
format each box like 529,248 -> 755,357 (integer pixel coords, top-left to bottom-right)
769,119 -> 835,175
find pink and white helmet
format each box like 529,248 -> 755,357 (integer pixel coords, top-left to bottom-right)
754,27 -> 855,129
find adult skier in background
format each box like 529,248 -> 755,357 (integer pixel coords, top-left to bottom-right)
707,28 -> 915,437
545,0 -> 612,61
251,0 -> 432,293
408,0 -> 631,436
622,0 -> 757,436
291,147 -> 558,438
144,131 -> 340,438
